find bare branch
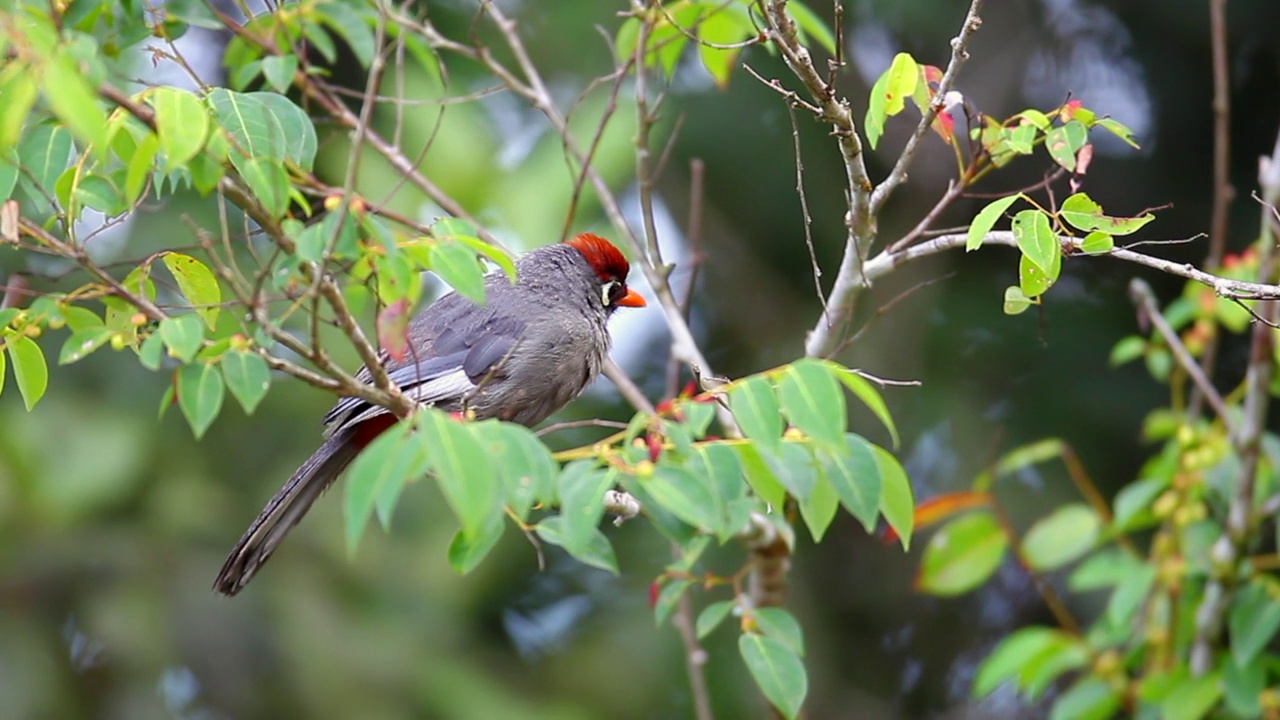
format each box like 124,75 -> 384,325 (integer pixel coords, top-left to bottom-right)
1128,278 -> 1234,433
1190,126 -> 1280,675
865,230 -> 1280,302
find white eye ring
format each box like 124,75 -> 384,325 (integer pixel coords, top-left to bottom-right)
601,280 -> 618,306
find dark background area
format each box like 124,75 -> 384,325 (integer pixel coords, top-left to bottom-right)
2,0 -> 1279,718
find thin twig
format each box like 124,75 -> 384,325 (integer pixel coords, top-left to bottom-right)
1128,278 -> 1234,433
1193,0 -> 1235,418
869,0 -> 984,217
865,230 -> 1280,301
671,545 -> 715,720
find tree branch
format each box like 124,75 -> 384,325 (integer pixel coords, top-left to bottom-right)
1189,127 -> 1280,675
869,0 -> 984,217
1128,278 -> 1233,433
864,230 -> 1280,301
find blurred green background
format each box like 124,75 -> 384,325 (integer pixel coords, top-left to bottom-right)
3,0 -> 1280,718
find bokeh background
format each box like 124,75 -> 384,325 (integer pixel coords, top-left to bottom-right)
3,0 -> 1280,718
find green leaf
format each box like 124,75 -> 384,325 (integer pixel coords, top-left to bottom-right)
555,459 -> 614,559
864,53 -> 918,150
58,327 -> 112,365
138,331 -> 165,371
1229,578 -> 1280,668
1021,504 -> 1100,571
654,579 -> 692,626
447,515 -> 506,574
430,239 -> 488,304
161,253 -> 222,329
7,335 -> 48,410
1003,285 -> 1033,315
343,419 -> 428,551
1096,117 -> 1139,148
42,53 -> 108,156
1111,474 -> 1172,530
762,441 -> 818,501
1223,652 -> 1264,718
1045,120 -> 1088,171
64,306 -> 108,331
221,350 -> 270,414
739,634 -> 807,720
917,511 -> 1007,596
207,88 -> 283,161
820,433 -> 881,531
535,517 -> 618,574
797,472 -> 839,541
158,314 -> 204,363
883,53 -> 918,117
260,55 -> 298,93
1050,677 -> 1122,720
729,376 -> 783,452
1004,122 -> 1036,155
828,364 -> 899,448
1068,548 -> 1143,591
1080,231 -> 1114,254
614,17 -> 641,63
776,359 -> 845,447
0,339 -> 6,398
752,607 -> 804,656
1160,672 -> 1222,720
1106,564 -> 1157,627
974,627 -> 1061,697
73,174 -> 125,215
687,442 -> 751,541
967,194 -> 1022,251
0,154 -> 17,201
736,444 -> 786,509
865,71 -> 890,150
125,133 -> 159,205
419,409 -> 499,538
317,0 -> 376,67
0,68 -> 38,150
1020,639 -> 1090,700
1059,192 -> 1155,236
1011,209 -> 1059,275
177,362 -> 224,438
1108,336 -> 1146,368
646,5 -> 698,79
1018,252 -> 1058,298
696,600 -> 735,639
238,156 -> 289,218
874,445 -> 914,550
18,122 -> 73,194
697,7 -> 746,88
644,465 -> 721,534
151,86 -> 210,170
453,234 -> 517,282
251,92 -> 318,171
301,20 -> 337,63
471,420 -> 559,521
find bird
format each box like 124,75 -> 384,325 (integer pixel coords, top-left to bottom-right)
213,233 -> 646,596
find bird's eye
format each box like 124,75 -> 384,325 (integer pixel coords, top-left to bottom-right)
601,280 -> 620,306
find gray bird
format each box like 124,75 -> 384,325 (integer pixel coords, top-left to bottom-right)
214,233 -> 645,595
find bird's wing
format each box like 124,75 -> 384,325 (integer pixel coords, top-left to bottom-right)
321,311 -> 527,436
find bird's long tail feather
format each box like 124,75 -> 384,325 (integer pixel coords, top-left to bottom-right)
213,431 -> 361,596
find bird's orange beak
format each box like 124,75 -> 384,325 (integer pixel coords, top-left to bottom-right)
618,288 -> 647,307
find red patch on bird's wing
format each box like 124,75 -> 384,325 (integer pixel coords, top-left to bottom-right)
350,412 -> 399,449
565,233 -> 630,281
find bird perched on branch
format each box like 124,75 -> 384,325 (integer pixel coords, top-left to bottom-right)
214,233 -> 645,595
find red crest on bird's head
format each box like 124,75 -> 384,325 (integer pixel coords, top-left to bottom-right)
565,233 -> 631,281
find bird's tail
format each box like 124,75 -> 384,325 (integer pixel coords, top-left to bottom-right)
213,431 -> 361,596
